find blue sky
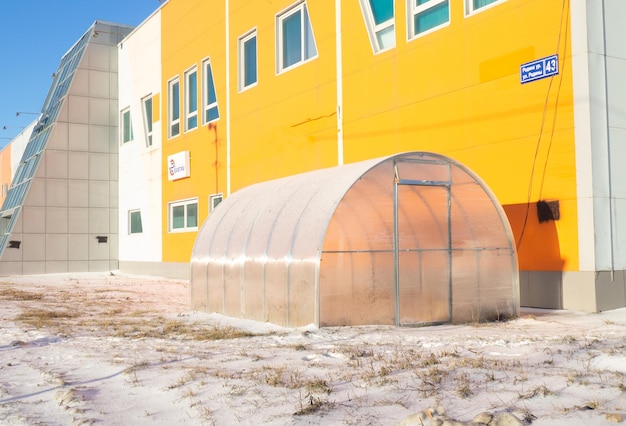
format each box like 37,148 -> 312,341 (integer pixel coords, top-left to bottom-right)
0,0 -> 161,148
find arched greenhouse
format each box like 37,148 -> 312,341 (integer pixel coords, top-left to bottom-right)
191,152 -> 519,327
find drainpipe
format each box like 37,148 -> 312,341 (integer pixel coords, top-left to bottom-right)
226,0 -> 232,196
336,0 -> 344,166
601,0 -> 615,280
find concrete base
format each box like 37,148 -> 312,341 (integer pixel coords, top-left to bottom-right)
118,261 -> 190,280
520,271 -> 563,309
520,269 -> 626,312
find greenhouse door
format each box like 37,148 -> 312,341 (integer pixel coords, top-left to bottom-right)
394,181 -> 451,326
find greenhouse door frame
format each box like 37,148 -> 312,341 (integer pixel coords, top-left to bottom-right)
393,161 -> 453,327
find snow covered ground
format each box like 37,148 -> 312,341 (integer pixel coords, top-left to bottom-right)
0,272 -> 624,425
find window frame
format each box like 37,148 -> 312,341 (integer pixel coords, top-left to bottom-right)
129,209 -> 143,234
141,94 -> 153,147
168,198 -> 199,233
184,66 -> 198,132
407,0 -> 450,41
276,1 -> 318,74
168,76 -> 181,139
120,107 -> 134,144
238,29 -> 258,92
202,57 -> 220,124
210,193 -> 223,212
359,0 -> 396,53
465,0 -> 505,16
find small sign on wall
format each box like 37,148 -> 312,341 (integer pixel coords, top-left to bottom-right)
168,151 -> 190,181
520,54 -> 558,84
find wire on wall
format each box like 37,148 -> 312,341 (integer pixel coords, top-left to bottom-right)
516,0 -> 569,250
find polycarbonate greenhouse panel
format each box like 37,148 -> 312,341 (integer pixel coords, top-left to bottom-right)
319,251 -> 396,326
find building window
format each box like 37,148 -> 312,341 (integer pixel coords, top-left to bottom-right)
129,210 -> 143,234
169,198 -> 198,232
239,30 -> 257,91
0,212 -> 12,235
408,0 -> 450,39
202,58 -> 220,123
360,0 -> 395,53
466,0 -> 503,15
121,107 -> 133,143
142,95 -> 153,147
168,77 -> 181,138
185,67 -> 198,132
277,1 -> 318,73
210,193 -> 223,212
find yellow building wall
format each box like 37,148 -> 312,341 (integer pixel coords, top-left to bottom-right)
160,0 -> 577,272
339,0 -> 577,271
161,0 -> 227,263
228,0 -> 339,190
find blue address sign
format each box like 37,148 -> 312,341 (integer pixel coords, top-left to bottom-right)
520,54 -> 558,84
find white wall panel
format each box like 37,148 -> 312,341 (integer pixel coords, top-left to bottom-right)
46,150 -> 68,179
68,96 -> 89,124
89,70 -> 111,98
70,69 -> 89,97
68,208 -> 89,233
118,11 -> 163,264
68,124 -> 89,151
68,152 -> 89,179
68,180 -> 89,207
46,207 -> 68,234
89,125 -> 110,153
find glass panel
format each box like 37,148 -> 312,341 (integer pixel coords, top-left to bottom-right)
304,6 -> 317,60
187,115 -> 197,129
186,70 -> 197,130
130,211 -> 143,234
187,71 -> 197,113
170,80 -> 180,137
205,62 -> 217,104
206,106 -> 219,122
244,36 -> 257,86
171,81 -> 180,121
144,97 -> 153,133
205,61 -> 219,122
172,205 -> 184,229
0,215 -> 11,235
282,10 -> 302,68
123,110 -> 132,142
143,97 -> 153,146
473,0 -> 497,10
186,202 -> 198,228
369,0 -> 394,24
415,1 -> 449,34
376,26 -> 395,50
210,195 -> 222,210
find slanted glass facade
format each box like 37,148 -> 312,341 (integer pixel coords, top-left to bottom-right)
0,29 -> 91,255
0,21 -> 133,274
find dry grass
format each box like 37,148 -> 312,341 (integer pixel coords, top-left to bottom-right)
112,320 -> 257,341
14,308 -> 81,328
0,288 -> 44,301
